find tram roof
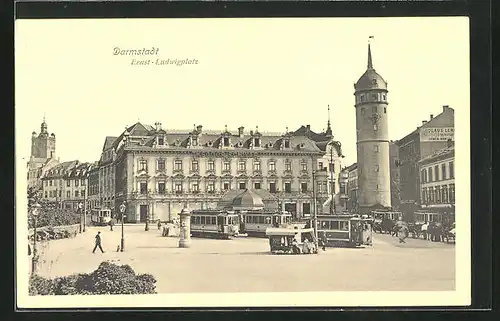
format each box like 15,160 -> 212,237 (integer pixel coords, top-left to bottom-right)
265,227 -> 315,236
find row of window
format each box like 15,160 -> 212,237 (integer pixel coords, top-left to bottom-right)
421,184 -> 455,204
44,190 -> 86,199
318,220 -> 349,231
44,179 -> 86,187
137,181 -> 313,195
421,161 -> 454,183
357,92 -> 387,104
139,158 -> 309,173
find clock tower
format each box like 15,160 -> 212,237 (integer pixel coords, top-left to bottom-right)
354,43 -> 391,213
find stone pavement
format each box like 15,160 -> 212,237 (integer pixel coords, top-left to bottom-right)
32,225 -> 455,293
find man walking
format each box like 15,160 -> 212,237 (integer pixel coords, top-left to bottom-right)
109,219 -> 114,231
93,231 -> 105,253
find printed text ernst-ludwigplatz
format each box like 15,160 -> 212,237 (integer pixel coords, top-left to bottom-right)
113,47 -> 199,66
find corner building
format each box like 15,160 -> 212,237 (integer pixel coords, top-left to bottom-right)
113,123 -> 326,222
354,44 -> 391,213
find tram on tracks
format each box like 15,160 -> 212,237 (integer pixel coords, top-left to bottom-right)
90,208 -> 112,226
241,210 -> 293,237
190,210 -> 240,239
317,214 -> 373,247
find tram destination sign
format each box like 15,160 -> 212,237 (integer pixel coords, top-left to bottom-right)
419,127 -> 454,142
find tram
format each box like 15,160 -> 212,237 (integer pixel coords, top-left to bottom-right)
317,214 -> 373,247
414,210 -> 443,224
190,210 -> 240,239
241,210 -> 293,237
90,208 -> 112,226
371,210 -> 402,221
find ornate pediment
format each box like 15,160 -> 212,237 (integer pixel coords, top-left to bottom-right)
237,173 -> 249,179
155,172 -> 169,179
172,173 -> 185,180
189,173 -> 202,180
205,173 -> 218,180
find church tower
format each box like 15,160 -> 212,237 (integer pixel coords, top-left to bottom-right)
354,43 -> 391,213
31,116 -> 56,159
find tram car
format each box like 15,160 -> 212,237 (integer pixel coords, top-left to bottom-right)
242,210 -> 293,237
317,214 -> 373,247
90,208 -> 112,226
190,210 -> 240,239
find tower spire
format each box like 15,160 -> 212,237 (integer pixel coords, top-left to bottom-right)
367,36 -> 374,69
326,104 -> 332,136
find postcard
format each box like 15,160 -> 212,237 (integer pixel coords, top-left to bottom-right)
15,17 -> 470,308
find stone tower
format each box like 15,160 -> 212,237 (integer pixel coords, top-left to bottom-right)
354,43 -> 391,213
31,116 -> 56,159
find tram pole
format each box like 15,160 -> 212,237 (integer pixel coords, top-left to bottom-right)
312,169 -> 318,250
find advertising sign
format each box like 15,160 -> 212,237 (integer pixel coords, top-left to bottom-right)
420,127 -> 454,142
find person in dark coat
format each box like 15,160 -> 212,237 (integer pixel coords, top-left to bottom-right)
320,230 -> 327,251
109,219 -> 114,231
93,231 -> 105,253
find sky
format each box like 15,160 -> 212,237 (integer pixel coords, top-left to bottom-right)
15,17 -> 469,167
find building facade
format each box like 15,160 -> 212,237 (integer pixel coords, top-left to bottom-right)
418,144 -> 455,223
389,141 -> 401,210
27,118 -> 59,190
87,162 -> 100,210
113,122 -> 329,223
41,161 -> 93,210
344,163 -> 359,213
354,44 -> 391,213
396,105 -> 454,220
99,136 -> 118,212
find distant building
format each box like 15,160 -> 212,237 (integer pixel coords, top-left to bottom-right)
41,161 -> 95,210
99,136 -> 118,212
87,162 -> 100,210
396,105 -> 454,221
27,118 -> 59,190
417,143 -> 455,223
344,163 -> 359,213
112,122 -> 333,223
389,141 -> 401,210
354,43 -> 391,213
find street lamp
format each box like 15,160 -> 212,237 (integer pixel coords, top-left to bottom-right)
119,201 -> 126,252
78,202 -> 83,233
30,201 -> 41,275
145,189 -> 151,231
312,170 -> 319,251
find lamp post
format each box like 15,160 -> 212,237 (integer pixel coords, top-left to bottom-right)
119,201 -> 126,252
312,170 -> 318,250
30,201 -> 41,275
78,202 -> 83,233
145,189 -> 151,231
329,146 -> 336,215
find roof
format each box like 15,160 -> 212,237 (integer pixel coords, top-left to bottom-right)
354,44 -> 387,92
293,125 -> 343,156
113,122 -> 324,153
102,136 -> 118,151
42,161 -> 93,179
266,227 -> 315,236
396,107 -> 455,146
232,189 -> 265,209
218,189 -> 278,210
343,163 -> 358,172
419,145 -> 454,164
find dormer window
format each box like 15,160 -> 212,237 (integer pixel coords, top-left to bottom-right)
284,140 -> 290,149
223,137 -> 230,147
254,138 -> 260,147
192,137 -> 198,146
157,136 -> 164,146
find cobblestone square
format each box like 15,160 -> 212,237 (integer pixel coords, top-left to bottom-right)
31,225 -> 455,293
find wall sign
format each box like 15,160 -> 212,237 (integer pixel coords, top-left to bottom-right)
420,127 -> 454,142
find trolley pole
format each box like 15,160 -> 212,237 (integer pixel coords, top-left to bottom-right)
312,169 -> 318,249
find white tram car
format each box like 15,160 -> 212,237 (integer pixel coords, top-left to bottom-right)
90,208 -> 112,226
190,210 -> 240,239
317,214 -> 373,247
242,211 -> 293,237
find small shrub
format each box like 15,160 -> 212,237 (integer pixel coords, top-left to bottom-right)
29,275 -> 55,296
29,262 -> 157,295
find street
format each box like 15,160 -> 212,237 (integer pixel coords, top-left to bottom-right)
31,225 -> 455,293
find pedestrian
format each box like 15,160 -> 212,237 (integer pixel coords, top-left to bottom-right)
157,219 -> 162,230
109,219 -> 114,231
421,221 -> 428,240
92,231 -> 105,253
398,226 -> 408,243
320,230 -> 327,251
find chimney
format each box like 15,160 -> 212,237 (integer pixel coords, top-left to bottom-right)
238,126 -> 244,137
422,120 -> 427,125
443,105 -> 449,112
196,125 -> 203,133
306,125 -> 310,132
430,114 -> 434,119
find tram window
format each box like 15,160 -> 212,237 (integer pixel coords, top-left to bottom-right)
331,221 -> 340,230
340,221 -> 349,230
253,216 -> 258,224
212,217 -> 216,225
265,216 -> 271,224
195,217 -> 201,224
202,217 -> 207,225
245,216 -> 250,223
191,217 -> 195,224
